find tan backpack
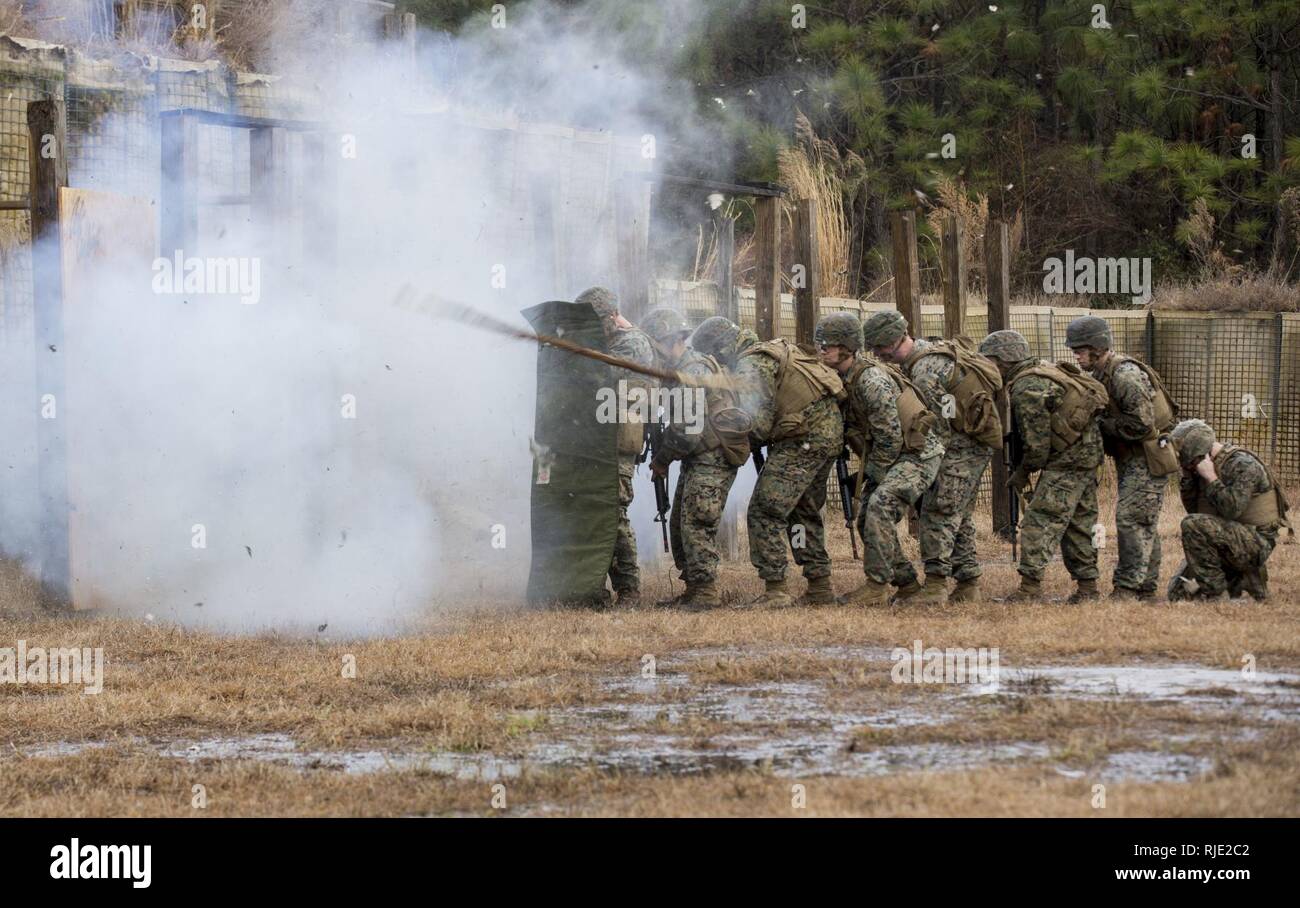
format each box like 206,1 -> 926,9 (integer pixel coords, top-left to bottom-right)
903,336 -> 1004,448
742,339 -> 845,442
1009,361 -> 1109,453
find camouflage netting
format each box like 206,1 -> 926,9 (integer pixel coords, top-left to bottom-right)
522,301 -> 619,605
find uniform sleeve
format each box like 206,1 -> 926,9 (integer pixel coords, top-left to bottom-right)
1203,452 -> 1269,521
1012,378 -> 1054,473
659,362 -> 712,461
1101,363 -> 1155,442
606,330 -> 656,382
861,370 -> 903,485
910,354 -> 954,418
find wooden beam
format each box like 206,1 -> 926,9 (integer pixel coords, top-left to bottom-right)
793,198 -> 820,346
890,210 -> 921,337
941,214 -> 967,339
160,111 -> 198,256
985,220 -> 1013,540
753,195 -> 780,340
713,212 -> 736,321
27,99 -> 69,604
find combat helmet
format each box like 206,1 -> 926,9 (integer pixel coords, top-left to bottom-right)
814,311 -> 863,352
691,316 -> 741,358
1170,418 -> 1216,468
641,308 -> 692,345
1065,315 -> 1113,351
978,330 -> 1032,364
576,286 -> 619,319
861,309 -> 909,348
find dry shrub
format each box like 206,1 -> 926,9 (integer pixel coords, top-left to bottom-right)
1269,187 -> 1300,281
926,175 -> 988,291
1177,198 -> 1242,280
776,112 -> 856,298
1148,274 -> 1300,312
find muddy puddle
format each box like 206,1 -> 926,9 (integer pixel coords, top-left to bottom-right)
10,651 -> 1297,785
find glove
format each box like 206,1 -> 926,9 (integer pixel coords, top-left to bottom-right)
1007,465 -> 1030,493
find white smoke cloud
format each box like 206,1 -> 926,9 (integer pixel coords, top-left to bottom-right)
0,0 -> 728,633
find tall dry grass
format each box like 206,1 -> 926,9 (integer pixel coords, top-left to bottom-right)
776,112 -> 855,299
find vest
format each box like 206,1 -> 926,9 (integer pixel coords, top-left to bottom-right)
1195,445 -> 1291,530
694,353 -> 752,468
902,336 -> 1003,448
843,356 -> 935,456
1008,361 -> 1109,453
614,328 -> 655,456
742,339 -> 845,442
1097,354 -> 1180,475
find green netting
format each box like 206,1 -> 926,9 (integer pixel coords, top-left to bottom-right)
522,300 -> 619,605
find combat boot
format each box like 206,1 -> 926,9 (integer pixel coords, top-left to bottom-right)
911,575 -> 949,606
745,578 -> 793,609
949,578 -> 981,603
616,588 -> 641,607
1002,576 -> 1042,603
655,584 -> 693,609
890,578 -> 922,603
797,575 -> 836,606
1066,578 -> 1100,604
1237,565 -> 1269,601
838,578 -> 890,608
680,581 -> 721,612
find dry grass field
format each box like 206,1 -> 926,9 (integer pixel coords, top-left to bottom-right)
1,485 -> 1297,817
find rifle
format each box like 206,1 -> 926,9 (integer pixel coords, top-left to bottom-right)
1003,410 -> 1024,561
639,421 -> 671,553
835,449 -> 860,560
751,442 -> 766,475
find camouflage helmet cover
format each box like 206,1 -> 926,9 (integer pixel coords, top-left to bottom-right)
576,286 -> 618,319
861,309 -> 908,348
641,307 -> 692,344
814,311 -> 863,352
1065,315 -> 1113,350
690,316 -> 741,358
1171,418 -> 1216,467
978,329 -> 1032,363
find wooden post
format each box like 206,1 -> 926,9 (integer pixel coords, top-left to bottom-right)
28,99 -> 69,603
985,220 -> 1013,539
890,210 -> 922,336
160,111 -> 198,257
941,214 -> 966,339
714,212 -> 736,321
754,195 -> 780,340
793,198 -> 819,346
614,176 -> 650,322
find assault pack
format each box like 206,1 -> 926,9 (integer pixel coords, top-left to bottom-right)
1008,360 -> 1109,453
903,336 -> 1004,448
1097,354 -> 1180,476
843,355 -> 936,455
741,339 -> 845,443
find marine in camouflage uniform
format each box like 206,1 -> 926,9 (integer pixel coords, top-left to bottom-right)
863,310 -> 994,604
979,330 -> 1106,602
816,312 -> 942,608
1168,419 -> 1288,601
694,317 -> 845,608
579,287 -> 656,605
1067,316 -> 1177,600
642,309 -> 745,611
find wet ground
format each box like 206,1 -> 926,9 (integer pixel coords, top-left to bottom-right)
9,648 -> 1298,785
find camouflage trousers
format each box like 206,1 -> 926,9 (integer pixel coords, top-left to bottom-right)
857,454 -> 941,586
918,444 -> 991,582
608,456 -> 640,594
1179,513 -> 1275,597
669,453 -> 739,585
1018,467 -> 1100,583
1113,455 -> 1167,594
748,439 -> 837,582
